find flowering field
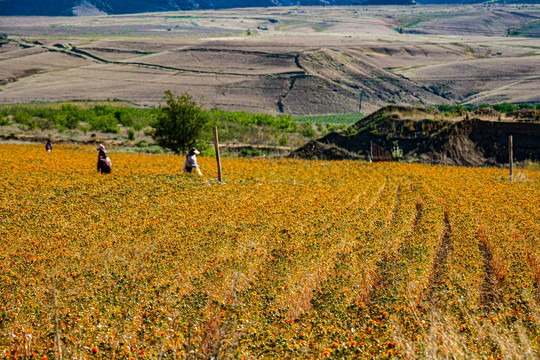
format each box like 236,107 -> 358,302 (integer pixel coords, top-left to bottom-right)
1,144 -> 539,359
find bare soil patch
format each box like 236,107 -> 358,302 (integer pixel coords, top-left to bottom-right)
426,211 -> 452,306
131,49 -> 300,75
507,108 -> 540,121
288,139 -> 360,160
477,240 -> 501,306
397,56 -> 540,103
0,51 -> 91,82
400,8 -> 539,37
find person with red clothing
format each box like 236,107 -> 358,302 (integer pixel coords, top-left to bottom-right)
96,144 -> 112,174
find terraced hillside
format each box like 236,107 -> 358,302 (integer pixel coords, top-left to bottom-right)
0,5 -> 539,114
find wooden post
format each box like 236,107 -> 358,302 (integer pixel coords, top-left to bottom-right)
213,126 -> 223,183
509,135 -> 513,182
51,276 -> 62,360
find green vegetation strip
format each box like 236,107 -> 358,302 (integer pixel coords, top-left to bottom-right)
507,19 -> 540,37
294,113 -> 365,125
0,101 -> 334,154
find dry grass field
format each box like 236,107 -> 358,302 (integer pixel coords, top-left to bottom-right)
0,5 -> 539,114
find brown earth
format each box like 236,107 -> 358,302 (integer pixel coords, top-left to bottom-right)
290,105 -> 540,166
287,139 -> 361,160
0,5 -> 539,115
507,108 -> 540,121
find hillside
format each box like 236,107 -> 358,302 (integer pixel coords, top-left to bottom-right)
0,6 -> 539,112
0,0 -> 414,16
290,105 -> 540,166
4,0 -> 540,16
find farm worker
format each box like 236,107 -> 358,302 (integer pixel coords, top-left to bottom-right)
45,140 -> 52,152
183,147 -> 202,176
96,144 -> 112,174
97,154 -> 112,174
97,143 -> 108,159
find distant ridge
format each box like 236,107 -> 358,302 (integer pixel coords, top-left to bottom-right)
12,0 -> 540,16
362,0 -> 415,4
3,0 -> 540,16
1,0 -> 418,16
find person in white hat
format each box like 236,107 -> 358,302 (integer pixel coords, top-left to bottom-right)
183,147 -> 202,176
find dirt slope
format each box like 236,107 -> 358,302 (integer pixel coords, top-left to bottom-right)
281,49 -> 448,114
290,105 -> 540,166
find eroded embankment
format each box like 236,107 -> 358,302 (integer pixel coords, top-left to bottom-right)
290,106 -> 540,166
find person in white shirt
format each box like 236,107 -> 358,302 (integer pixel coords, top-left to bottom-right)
183,148 -> 202,176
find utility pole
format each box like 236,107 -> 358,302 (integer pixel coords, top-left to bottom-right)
213,126 -> 223,183
509,135 -> 513,182
359,91 -> 364,114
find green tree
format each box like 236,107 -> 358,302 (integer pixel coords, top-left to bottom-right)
153,90 -> 209,155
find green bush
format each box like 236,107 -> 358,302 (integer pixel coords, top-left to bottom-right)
240,148 -> 267,157
519,102 -> 534,110
274,114 -> 297,131
57,104 -> 84,130
295,113 -> 365,126
89,114 -> 120,133
0,104 -> 157,132
13,110 -> 33,127
327,124 -> 346,132
0,114 -> 10,126
391,143 -> 404,159
127,128 -> 136,141
78,123 -> 91,134
208,110 -> 298,133
115,109 -> 156,129
300,122 -> 316,138
144,145 -> 165,154
492,103 -> 518,113
130,116 -> 150,131
34,117 -> 56,131
136,139 -> 148,148
345,128 -> 358,137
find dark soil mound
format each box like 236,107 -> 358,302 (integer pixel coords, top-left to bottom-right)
473,107 -> 500,119
289,140 -> 361,160
290,105 -> 540,166
506,109 -> 540,122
